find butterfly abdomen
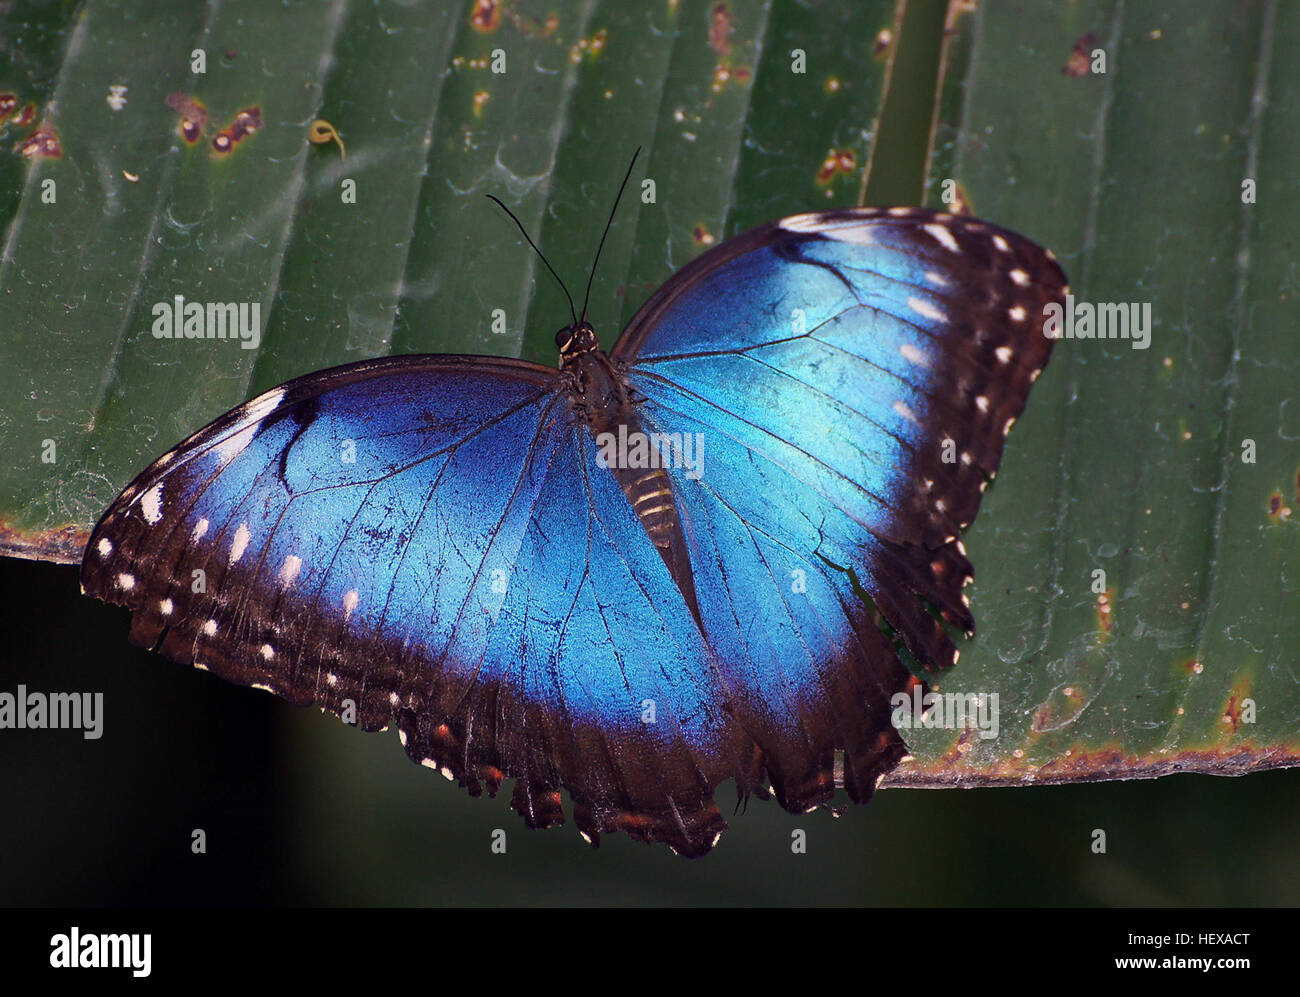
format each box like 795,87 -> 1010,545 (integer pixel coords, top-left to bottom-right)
627,467 -> 676,549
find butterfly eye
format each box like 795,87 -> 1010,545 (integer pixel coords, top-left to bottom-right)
555,326 -> 573,350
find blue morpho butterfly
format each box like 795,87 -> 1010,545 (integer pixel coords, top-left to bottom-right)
82,154 -> 1067,857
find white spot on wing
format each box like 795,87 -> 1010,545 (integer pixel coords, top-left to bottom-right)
260,643 -> 274,660
907,296 -> 947,324
230,523 -> 250,564
992,234 -> 1011,253
975,395 -> 990,413
924,270 -> 950,288
898,343 -> 928,367
343,589 -> 359,619
1009,305 -> 1027,322
778,213 -> 824,232
118,572 -> 135,590
251,683 -> 274,693
203,619 -> 217,635
924,223 -> 960,253
279,555 -> 302,588
192,518 -> 209,542
1010,268 -> 1030,286
215,423 -> 258,465
97,537 -> 113,559
213,388 -> 287,465
893,400 -> 919,423
243,388 -> 286,421
160,598 -> 173,616
779,212 -> 877,244
141,483 -> 164,525
995,346 -> 1013,364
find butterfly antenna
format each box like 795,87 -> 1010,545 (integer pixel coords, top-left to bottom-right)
486,194 -> 578,327
580,146 -> 641,323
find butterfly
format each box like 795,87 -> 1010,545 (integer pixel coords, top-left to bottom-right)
81,162 -> 1067,857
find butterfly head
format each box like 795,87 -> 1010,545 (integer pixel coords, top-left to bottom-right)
556,320 -> 599,368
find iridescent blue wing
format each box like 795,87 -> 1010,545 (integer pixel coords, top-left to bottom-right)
80,356 -> 745,855
612,207 -> 1067,812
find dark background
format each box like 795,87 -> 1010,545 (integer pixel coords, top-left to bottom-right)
3,556 -> 1297,906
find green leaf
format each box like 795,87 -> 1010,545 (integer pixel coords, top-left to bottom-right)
891,0 -> 1300,784
1,0 -> 1294,795
0,0 -> 900,555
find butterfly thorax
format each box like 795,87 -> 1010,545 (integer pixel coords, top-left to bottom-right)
557,321 -> 704,627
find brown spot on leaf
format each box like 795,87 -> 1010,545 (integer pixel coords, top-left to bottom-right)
1031,684 -> 1090,733
1096,587 -> 1114,634
1222,696 -> 1244,733
1220,675 -> 1255,736
212,107 -> 261,155
166,92 -> 207,144
231,106 -> 261,140
938,725 -> 979,765
0,92 -> 17,125
570,28 -> 607,63
17,125 -> 60,159
12,102 -> 35,127
1063,32 -> 1097,77
708,2 -> 733,55
816,148 -> 856,184
470,0 -> 500,32
508,7 -> 558,37
692,225 -> 715,246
